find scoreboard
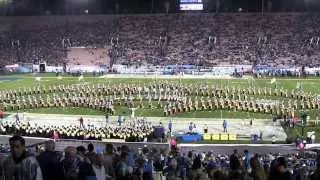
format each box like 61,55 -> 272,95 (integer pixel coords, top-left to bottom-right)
180,0 -> 203,11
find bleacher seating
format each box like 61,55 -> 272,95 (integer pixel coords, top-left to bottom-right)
0,13 -> 319,67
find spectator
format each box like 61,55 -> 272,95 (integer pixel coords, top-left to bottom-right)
153,151 -> 165,180
103,143 -> 115,178
52,130 -> 59,142
189,155 -> 203,180
230,149 -> 240,170
268,157 -> 291,180
310,155 -> 320,180
115,151 -> 130,180
213,170 -> 227,180
57,146 -> 96,180
2,135 -> 43,180
170,137 -> 177,151
133,156 -> 144,180
37,140 -> 62,180
92,154 -> 107,180
142,158 -> 153,180
164,158 -> 180,180
243,149 -> 252,171
77,146 -> 90,164
86,143 -> 96,164
250,156 -> 267,180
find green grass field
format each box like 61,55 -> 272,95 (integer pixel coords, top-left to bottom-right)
1,73 -> 320,93
1,73 -> 320,143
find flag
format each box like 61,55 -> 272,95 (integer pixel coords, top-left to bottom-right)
270,78 -> 276,84
78,75 -> 84,81
57,76 -> 63,80
35,77 -> 41,82
291,110 -> 295,118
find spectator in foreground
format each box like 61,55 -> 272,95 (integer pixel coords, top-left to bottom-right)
37,140 -> 62,180
250,156 -> 267,180
77,146 -> 91,164
115,151 -> 130,180
57,146 -> 81,180
86,143 -> 96,164
2,135 -> 43,180
243,149 -> 252,171
268,157 -> 291,180
104,143 -> 115,178
189,155 -> 203,180
310,155 -> 320,180
164,158 -> 180,180
92,154 -> 107,180
57,146 -> 96,180
229,149 -> 240,171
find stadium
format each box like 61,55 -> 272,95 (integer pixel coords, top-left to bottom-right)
0,0 -> 320,180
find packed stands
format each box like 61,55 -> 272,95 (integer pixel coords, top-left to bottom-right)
0,13 -> 319,67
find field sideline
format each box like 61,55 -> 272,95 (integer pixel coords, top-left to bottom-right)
0,73 -> 320,92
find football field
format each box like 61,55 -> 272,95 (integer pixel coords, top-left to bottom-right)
0,73 -> 319,143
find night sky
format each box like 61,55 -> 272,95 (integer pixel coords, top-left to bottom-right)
0,0 -> 319,16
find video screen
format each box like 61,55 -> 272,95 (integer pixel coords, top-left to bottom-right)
180,0 -> 203,11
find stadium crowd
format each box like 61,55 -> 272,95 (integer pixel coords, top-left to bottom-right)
1,135 -> 320,180
0,13 -> 319,67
